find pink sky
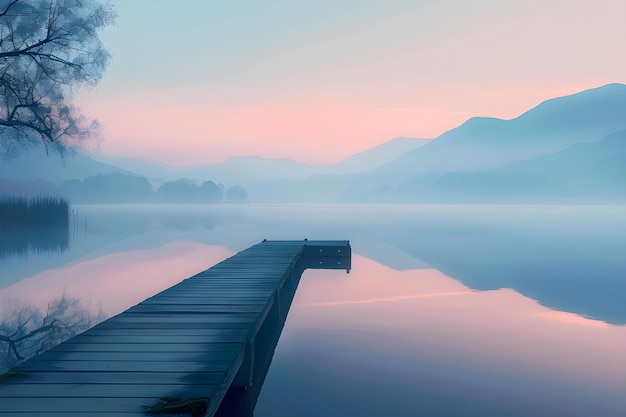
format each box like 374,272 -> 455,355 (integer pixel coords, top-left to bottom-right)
78,0 -> 626,167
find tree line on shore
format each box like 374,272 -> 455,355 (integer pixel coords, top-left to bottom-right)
2,173 -> 248,203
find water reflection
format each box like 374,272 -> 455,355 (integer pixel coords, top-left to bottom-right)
0,293 -> 105,373
0,240 -> 234,374
255,256 -> 626,417
78,204 -> 625,323
0,204 -> 624,415
1,241 -> 233,317
0,205 -> 225,290
0,197 -> 70,260
2,204 -> 624,322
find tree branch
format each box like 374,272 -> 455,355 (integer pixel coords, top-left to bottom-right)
13,320 -> 59,344
0,0 -> 20,20
0,319 -> 60,361
0,118 -> 53,140
8,101 -> 39,120
0,34 -> 66,59
0,0 -> 115,154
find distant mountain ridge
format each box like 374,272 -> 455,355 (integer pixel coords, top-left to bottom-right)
324,137 -> 430,174
433,129 -> 626,203
2,83 -> 625,203
0,133 -> 431,192
0,145 -> 132,184
91,136 -> 431,185
370,83 -> 626,183
249,83 -> 626,202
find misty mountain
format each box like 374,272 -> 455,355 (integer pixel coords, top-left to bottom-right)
1,134 -> 430,198
249,83 -> 626,202
325,137 -> 430,174
91,154 -> 321,185
189,156 -> 319,184
92,137 -> 431,186
369,83 -> 626,184
87,154 -> 177,183
3,84 -> 625,204
434,129 -> 626,203
0,144 -> 132,185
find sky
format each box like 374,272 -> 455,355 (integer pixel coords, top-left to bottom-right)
77,0 -> 626,167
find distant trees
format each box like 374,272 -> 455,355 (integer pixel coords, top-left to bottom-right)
0,0 -> 115,155
225,185 -> 248,202
199,180 -> 223,201
83,174 -> 154,202
157,179 -> 226,202
60,173 -> 154,202
157,178 -> 199,201
55,174 -> 244,204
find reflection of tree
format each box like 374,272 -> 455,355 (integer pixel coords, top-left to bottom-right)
0,294 -> 106,373
159,212 -> 223,232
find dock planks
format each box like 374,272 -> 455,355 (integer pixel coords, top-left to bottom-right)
0,240 -> 350,416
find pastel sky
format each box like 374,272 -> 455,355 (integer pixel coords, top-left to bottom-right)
78,0 -> 626,166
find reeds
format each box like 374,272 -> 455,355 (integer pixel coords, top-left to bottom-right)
0,196 -> 70,258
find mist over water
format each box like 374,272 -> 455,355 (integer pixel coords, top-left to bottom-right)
0,203 -> 624,416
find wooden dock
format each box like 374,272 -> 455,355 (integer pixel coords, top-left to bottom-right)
0,240 -> 351,416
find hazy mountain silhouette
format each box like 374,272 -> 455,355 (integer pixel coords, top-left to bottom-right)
370,83 -> 626,183
191,156 -> 318,184
3,84 -> 624,204
86,155 -> 177,184
435,129 -> 626,202
325,137 -> 430,174
252,83 -> 626,202
92,137 -> 431,185
0,144 -> 131,184
91,154 -> 321,185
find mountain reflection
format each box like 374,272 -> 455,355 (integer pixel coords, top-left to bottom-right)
0,204 -> 623,417
1,204 -> 624,325
255,257 -> 626,417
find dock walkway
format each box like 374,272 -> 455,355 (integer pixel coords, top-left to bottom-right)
0,240 -> 351,416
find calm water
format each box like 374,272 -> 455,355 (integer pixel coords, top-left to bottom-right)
1,204 -> 625,416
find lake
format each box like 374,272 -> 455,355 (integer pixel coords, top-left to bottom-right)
1,204 -> 625,416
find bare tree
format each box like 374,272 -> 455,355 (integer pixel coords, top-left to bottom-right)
0,0 -> 115,155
